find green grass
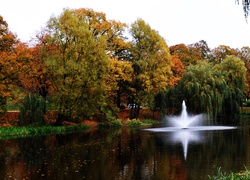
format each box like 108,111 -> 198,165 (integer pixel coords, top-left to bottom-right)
142,119 -> 159,125
208,167 -> 250,180
0,124 -> 89,140
98,118 -> 158,127
126,119 -> 158,127
99,119 -> 123,127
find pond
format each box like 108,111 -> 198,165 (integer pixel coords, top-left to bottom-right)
1,123 -> 250,180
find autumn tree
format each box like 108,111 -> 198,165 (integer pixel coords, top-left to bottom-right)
71,8 -> 132,109
170,54 -> 185,86
0,16 -> 48,124
44,9 -> 110,125
210,45 -> 238,63
129,18 -> 172,119
0,15 -> 18,111
107,59 -> 133,108
169,43 -> 203,67
189,40 -> 211,60
16,33 -> 57,115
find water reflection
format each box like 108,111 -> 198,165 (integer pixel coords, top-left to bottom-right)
0,127 -> 249,179
170,130 -> 202,160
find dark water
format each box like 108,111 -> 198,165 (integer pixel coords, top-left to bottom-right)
1,124 -> 250,180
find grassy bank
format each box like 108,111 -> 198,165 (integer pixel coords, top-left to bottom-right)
98,118 -> 159,127
0,124 -> 89,140
208,167 -> 250,179
0,118 -> 158,140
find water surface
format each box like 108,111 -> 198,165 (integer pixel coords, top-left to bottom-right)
0,125 -> 250,179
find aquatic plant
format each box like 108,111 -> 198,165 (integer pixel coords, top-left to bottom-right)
208,167 -> 250,180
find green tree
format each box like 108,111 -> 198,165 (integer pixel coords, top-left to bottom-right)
108,58 -> 133,108
237,46 -> 250,99
72,8 -> 132,110
71,8 -> 130,60
176,61 -> 227,120
214,55 -> 247,120
19,93 -> 45,126
129,18 -> 172,119
45,9 -> 109,125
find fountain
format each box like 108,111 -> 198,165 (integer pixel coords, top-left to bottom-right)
145,100 -> 236,132
144,100 -> 237,159
167,101 -> 203,129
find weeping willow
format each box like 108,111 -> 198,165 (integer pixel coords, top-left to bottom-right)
19,93 -> 46,126
175,55 -> 247,122
176,61 -> 228,121
215,55 -> 247,120
236,0 -> 250,19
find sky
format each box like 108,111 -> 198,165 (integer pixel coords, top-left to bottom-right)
0,0 -> 250,49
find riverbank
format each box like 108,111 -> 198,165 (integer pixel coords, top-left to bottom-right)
0,108 -> 162,127
0,108 -> 161,140
1,106 -> 250,127
0,124 -> 89,140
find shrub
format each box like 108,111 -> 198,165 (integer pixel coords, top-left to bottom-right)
126,119 -> 158,127
243,99 -> 250,107
99,119 -> 122,127
126,119 -> 143,126
0,125 -> 89,140
142,119 -> 158,125
19,94 -> 45,126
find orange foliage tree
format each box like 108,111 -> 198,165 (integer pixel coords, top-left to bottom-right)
16,34 -> 55,113
0,15 -> 19,111
169,43 -> 204,67
170,55 -> 185,86
210,45 -> 238,63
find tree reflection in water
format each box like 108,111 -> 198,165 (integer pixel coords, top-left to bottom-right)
0,126 -> 249,179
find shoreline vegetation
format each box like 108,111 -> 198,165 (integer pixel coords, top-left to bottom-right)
1,107 -> 250,139
0,118 -> 158,140
0,124 -> 89,140
1,108 -> 250,178
208,167 -> 250,179
0,108 -> 161,140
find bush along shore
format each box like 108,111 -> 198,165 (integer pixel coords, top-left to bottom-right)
0,125 -> 89,140
0,119 -> 159,140
0,109 -> 160,140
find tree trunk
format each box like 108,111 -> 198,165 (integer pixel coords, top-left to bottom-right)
129,105 -> 140,119
116,89 -> 121,108
54,113 -> 65,126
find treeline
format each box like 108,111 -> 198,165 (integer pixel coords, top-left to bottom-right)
0,8 -> 248,125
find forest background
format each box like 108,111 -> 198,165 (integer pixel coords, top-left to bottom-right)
0,8 -> 248,126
